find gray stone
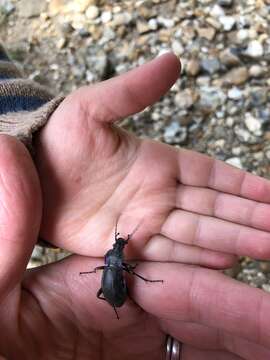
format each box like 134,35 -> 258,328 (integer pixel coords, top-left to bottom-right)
163,122 -> 187,144
0,0 -> 15,15
218,0 -> 233,7
234,126 -> 258,144
164,121 -> 181,139
31,246 -> 44,260
85,52 -> 108,79
201,57 -> 221,75
257,108 -> 270,124
99,27 -> 116,44
199,87 -> 226,110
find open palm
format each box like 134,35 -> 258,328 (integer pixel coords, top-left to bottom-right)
35,53 -> 270,269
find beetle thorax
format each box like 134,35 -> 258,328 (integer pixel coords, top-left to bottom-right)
113,238 -> 128,253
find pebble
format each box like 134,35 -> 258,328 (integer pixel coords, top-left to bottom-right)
262,284 -> 270,293
244,113 -> 262,136
219,15 -> 236,31
174,89 -> 198,109
164,121 -> 180,140
137,20 -> 151,34
234,127 -> 257,143
157,16 -> 175,28
163,122 -> 187,144
219,47 -> 241,67
226,157 -> 243,169
85,5 -> 99,20
31,246 -> 44,260
18,0 -> 46,17
245,40 -> 264,58
148,18 -> 158,31
227,87 -> 243,100
249,65 -> 264,77
101,11 -> 112,23
218,0 -> 233,7
186,59 -> 200,76
224,67 -> 249,85
197,26 -> 216,41
201,57 -> 220,75
171,40 -> 184,56
199,87 -> 226,110
210,4 -> 225,18
0,0 -> 15,15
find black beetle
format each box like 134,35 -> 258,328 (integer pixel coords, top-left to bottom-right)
80,221 -> 163,319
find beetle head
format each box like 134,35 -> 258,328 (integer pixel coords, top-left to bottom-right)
113,237 -> 128,250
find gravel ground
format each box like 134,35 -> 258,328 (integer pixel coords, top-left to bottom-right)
1,0 -> 270,290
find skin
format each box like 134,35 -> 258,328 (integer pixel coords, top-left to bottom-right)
1,54 -> 270,359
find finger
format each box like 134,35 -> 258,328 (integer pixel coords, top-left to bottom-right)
142,235 -> 236,269
161,209 -> 270,259
178,148 -> 270,203
177,185 -> 270,232
162,320 -> 270,360
131,263 -> 270,349
74,52 -> 181,124
182,346 -> 244,360
0,135 -> 41,299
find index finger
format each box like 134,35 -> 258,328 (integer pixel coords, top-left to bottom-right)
132,263 -> 270,349
178,148 -> 270,203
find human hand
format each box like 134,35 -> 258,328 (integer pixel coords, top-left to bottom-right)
35,53 -> 270,269
0,137 -> 269,360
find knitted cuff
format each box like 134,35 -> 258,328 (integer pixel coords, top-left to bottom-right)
0,45 -> 65,153
0,93 -> 64,154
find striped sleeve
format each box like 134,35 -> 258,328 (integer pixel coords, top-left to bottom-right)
0,44 -> 64,152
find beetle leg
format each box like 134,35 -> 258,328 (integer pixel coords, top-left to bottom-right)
97,289 -> 120,320
79,266 -> 105,275
113,305 -> 120,320
124,268 -> 164,283
97,288 -> 106,301
123,262 -> 138,270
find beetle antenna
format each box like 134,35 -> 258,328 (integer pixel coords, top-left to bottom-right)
115,217 -> 120,240
127,219 -> 143,241
113,305 -> 120,320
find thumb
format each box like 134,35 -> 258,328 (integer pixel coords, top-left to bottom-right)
57,52 -> 181,126
0,135 -> 41,299
84,52 -> 181,123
